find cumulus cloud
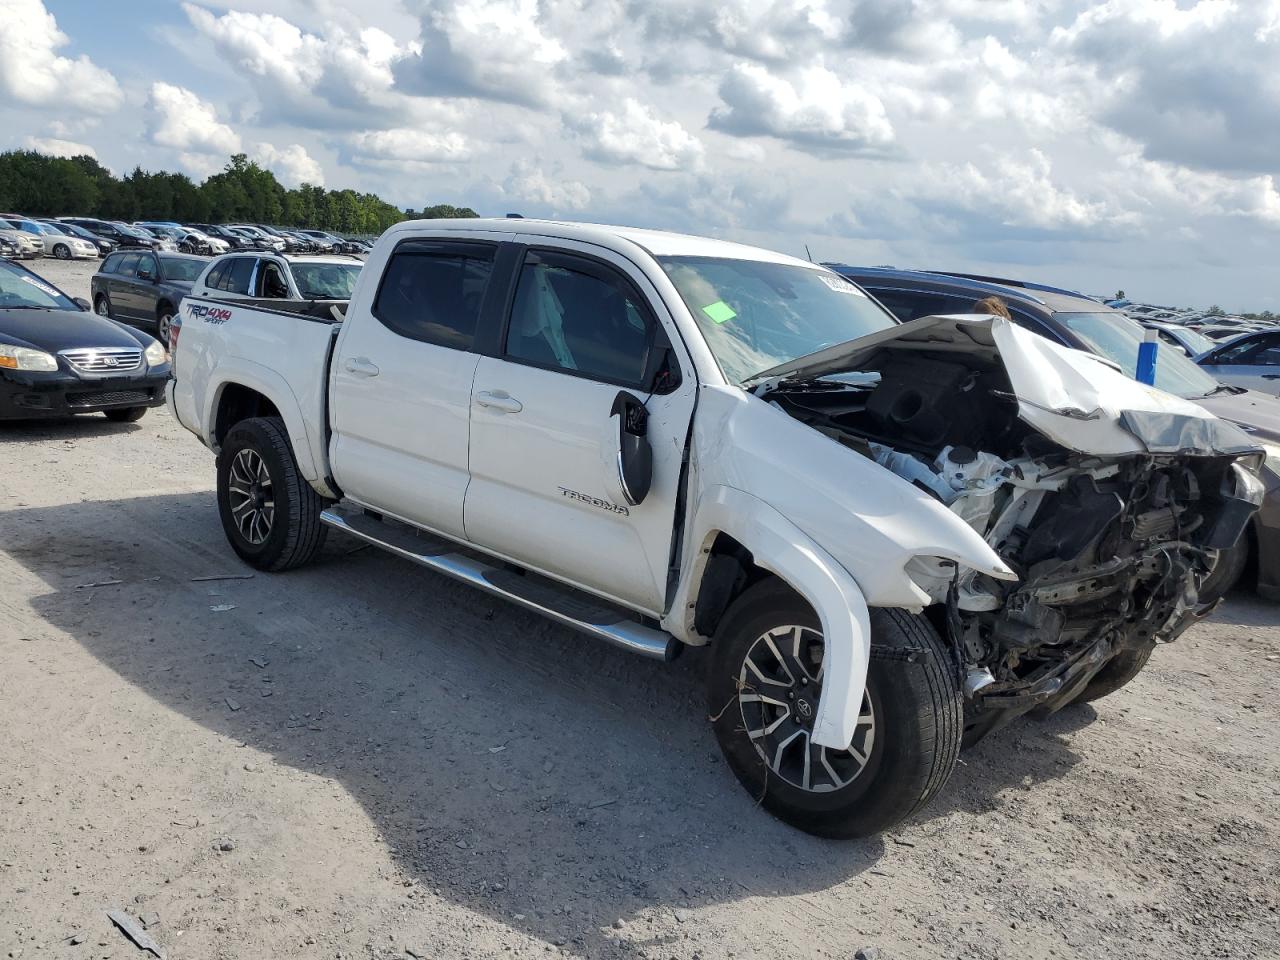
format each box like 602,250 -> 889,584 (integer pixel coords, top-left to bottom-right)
565,99 -> 704,172
502,160 -> 590,212
0,0 -> 120,113
709,63 -> 895,155
146,82 -> 242,155
183,2 -> 410,128
22,136 -> 96,159
252,142 -> 324,187
394,0 -> 567,106
346,127 -> 471,172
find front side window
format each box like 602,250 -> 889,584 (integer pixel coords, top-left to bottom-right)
136,254 -> 159,278
505,251 -> 654,386
659,257 -> 897,384
372,242 -> 495,350
255,261 -> 289,298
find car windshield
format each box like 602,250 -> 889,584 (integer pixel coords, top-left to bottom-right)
1175,327 -> 1215,355
0,261 -> 79,310
1057,312 -> 1222,399
62,223 -> 95,240
290,262 -> 361,299
159,257 -> 205,282
657,256 -> 897,384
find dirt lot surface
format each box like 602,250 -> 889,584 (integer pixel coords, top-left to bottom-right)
2,258 -> 1279,960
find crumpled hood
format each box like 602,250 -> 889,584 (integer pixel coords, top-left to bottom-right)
758,314 -> 1260,458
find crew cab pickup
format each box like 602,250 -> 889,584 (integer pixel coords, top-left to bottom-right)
170,218 -> 1263,837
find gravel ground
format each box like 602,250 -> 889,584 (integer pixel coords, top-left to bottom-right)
2,258 -> 1279,960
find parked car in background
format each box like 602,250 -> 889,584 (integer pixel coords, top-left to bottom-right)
189,252 -> 361,302
0,257 -> 169,422
38,219 -> 116,257
295,229 -> 338,252
7,218 -> 98,259
0,220 -> 44,259
91,250 -> 207,345
225,224 -> 286,252
59,218 -> 163,251
0,236 -> 19,259
136,224 -> 228,256
828,265 -> 1280,601
1138,320 -> 1216,358
1197,331 -> 1280,396
185,224 -> 255,251
123,225 -> 178,252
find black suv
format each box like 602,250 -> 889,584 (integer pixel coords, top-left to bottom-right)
827,265 -> 1280,601
59,218 -> 160,251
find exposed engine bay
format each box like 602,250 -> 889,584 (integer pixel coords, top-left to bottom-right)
762,346 -> 1262,742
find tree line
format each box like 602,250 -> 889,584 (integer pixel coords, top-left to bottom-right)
0,150 -> 476,235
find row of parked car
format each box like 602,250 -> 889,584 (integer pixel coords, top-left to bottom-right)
0,214 -> 373,262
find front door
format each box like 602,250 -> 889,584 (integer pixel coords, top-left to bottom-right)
464,243 -> 696,614
1200,334 -> 1280,395
329,235 -> 508,540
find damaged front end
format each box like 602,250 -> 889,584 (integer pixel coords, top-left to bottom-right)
758,315 -> 1264,743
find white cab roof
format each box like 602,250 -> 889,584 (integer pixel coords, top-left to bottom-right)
393,217 -> 815,268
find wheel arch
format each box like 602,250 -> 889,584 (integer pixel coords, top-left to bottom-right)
666,484 -> 872,750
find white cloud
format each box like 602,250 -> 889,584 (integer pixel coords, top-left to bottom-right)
347,127 -> 471,171
145,82 -> 242,155
252,142 -> 324,187
395,0 -> 567,106
22,135 -> 96,159
502,160 -> 590,212
566,99 -> 704,172
709,63 -> 895,155
0,0 -> 120,113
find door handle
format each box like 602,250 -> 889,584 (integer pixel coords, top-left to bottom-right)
343,357 -> 380,377
475,390 -> 523,414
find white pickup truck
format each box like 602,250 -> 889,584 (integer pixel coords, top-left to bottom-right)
170,218 -> 1262,836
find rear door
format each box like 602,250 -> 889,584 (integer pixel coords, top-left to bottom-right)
132,252 -> 162,320
107,252 -> 141,318
329,234 -> 507,540
464,241 -> 695,614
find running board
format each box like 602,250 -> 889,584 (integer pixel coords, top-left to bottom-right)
320,504 -> 677,662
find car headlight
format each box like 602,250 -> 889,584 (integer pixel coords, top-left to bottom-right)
0,344 -> 58,371
144,340 -> 168,366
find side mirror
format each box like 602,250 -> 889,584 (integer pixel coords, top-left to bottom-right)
138,269 -> 155,281
73,297 -> 90,311
610,391 -> 653,507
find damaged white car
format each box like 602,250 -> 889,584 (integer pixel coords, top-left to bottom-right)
169,220 -> 1263,837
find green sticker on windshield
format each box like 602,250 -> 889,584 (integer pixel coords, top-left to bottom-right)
702,300 -> 737,324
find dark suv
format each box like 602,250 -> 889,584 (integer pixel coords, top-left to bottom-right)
59,218 -> 160,251
827,265 -> 1280,601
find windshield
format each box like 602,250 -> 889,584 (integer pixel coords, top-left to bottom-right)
62,223 -> 95,240
290,261 -> 361,299
0,261 -> 79,310
1057,312 -> 1222,399
159,257 -> 205,282
658,256 -> 897,383
1173,326 -> 1214,355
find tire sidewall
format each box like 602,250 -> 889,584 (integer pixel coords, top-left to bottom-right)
95,296 -> 110,317
54,244 -> 70,260
217,419 -> 298,568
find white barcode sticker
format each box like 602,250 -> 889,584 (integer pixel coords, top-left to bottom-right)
818,274 -> 864,295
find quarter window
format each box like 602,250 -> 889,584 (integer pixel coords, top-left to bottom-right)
505,251 -> 654,387
372,242 -> 495,350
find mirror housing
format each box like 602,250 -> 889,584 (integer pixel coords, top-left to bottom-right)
610,391 -> 653,507
73,297 -> 91,311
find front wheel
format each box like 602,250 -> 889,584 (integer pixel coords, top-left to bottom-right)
708,580 -> 961,838
54,244 -> 71,260
216,416 -> 327,571
1070,643 -> 1155,704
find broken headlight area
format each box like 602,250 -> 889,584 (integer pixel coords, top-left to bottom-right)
766,348 -> 1263,745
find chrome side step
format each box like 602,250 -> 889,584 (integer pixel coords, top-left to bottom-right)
320,503 -> 677,662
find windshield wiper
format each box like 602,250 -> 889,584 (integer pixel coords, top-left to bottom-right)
1200,383 -> 1246,397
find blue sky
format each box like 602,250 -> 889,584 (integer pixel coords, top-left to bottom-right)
2,0 -> 1278,311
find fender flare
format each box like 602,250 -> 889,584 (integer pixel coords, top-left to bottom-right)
201,359 -> 322,483
667,485 -> 871,750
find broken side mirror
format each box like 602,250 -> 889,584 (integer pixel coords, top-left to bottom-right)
610,391 -> 652,507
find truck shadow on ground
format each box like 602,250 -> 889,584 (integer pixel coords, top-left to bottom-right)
0,415 -> 145,442
7,492 -> 1088,957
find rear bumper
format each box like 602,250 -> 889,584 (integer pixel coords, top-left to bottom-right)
0,368 -> 168,420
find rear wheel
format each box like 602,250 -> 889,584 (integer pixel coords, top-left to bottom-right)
104,406 -> 147,423
216,416 -> 327,571
94,295 -> 110,317
708,580 -> 961,837
156,306 -> 174,345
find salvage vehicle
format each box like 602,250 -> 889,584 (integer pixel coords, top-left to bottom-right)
0,258 -> 169,422
169,220 -> 1261,836
91,251 -> 207,344
0,220 -> 43,259
832,266 -> 1280,602
187,252 -> 361,302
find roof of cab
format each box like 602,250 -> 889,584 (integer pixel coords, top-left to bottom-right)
389,217 -> 815,267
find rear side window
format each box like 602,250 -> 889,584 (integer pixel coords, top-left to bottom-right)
372,241 -> 495,350
222,257 -> 256,295
102,253 -> 123,274
505,250 -> 655,387
116,252 -> 141,276
204,260 -> 228,290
